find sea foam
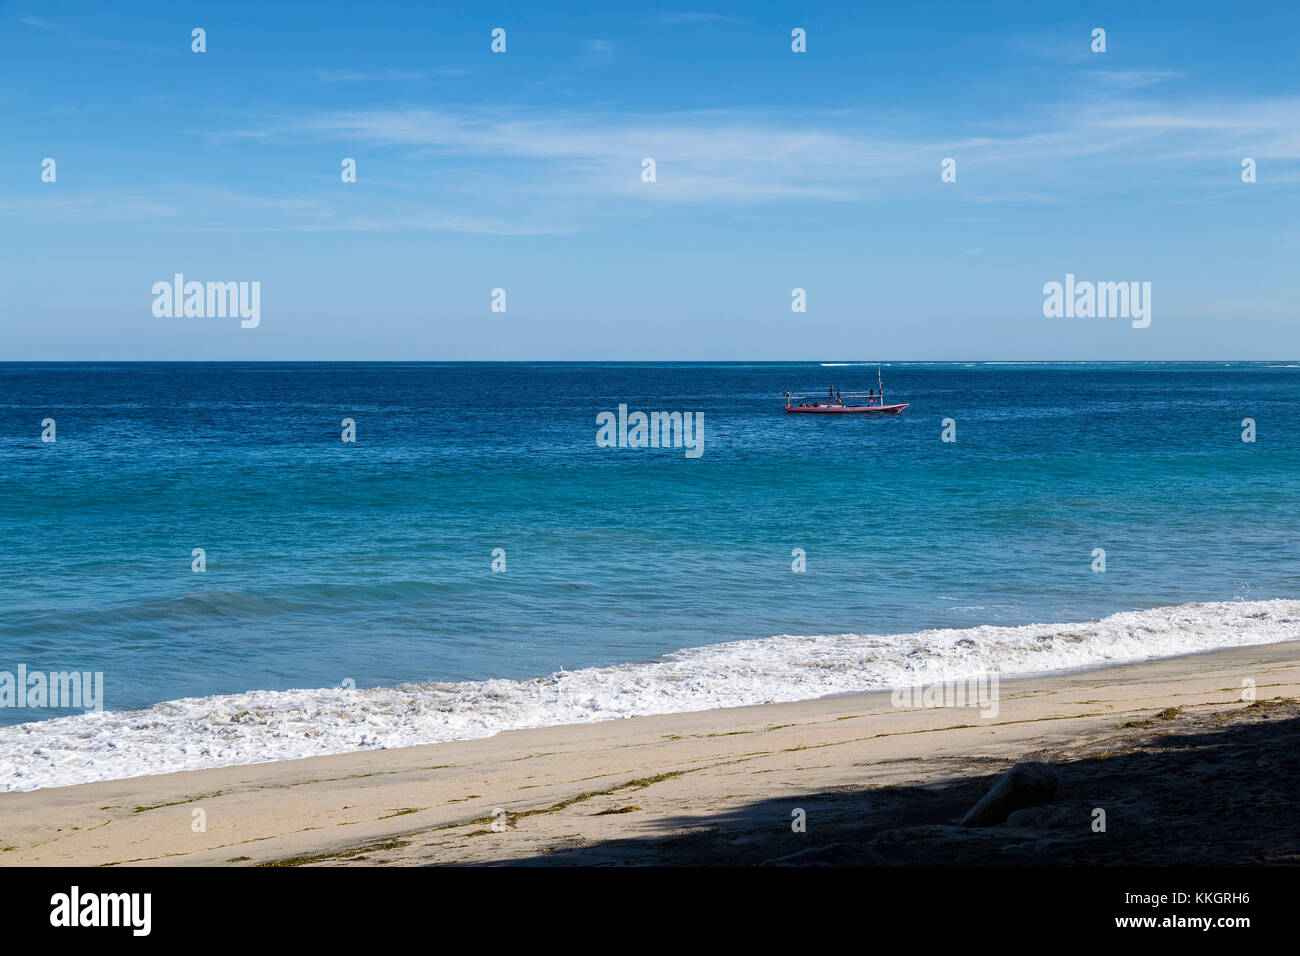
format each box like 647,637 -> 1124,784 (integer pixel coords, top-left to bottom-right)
2,599 -> 1296,793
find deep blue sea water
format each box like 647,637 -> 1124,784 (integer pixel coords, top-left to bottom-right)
1,361 -> 1298,740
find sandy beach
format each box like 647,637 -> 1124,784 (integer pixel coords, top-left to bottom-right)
4,641 -> 1298,867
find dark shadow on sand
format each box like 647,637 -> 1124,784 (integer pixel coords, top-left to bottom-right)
477,702 -> 1300,866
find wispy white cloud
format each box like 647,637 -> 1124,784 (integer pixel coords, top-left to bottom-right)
11,81 -> 1299,236
222,107 -> 931,202
197,214 -> 575,236
0,182 -> 575,235
0,196 -> 182,219
217,90 -> 1300,213
17,13 -> 177,55
1081,69 -> 1187,90
572,39 -> 616,71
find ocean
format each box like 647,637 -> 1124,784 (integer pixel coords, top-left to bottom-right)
2,361 -> 1298,791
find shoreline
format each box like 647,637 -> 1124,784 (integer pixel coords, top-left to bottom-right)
3,639 -> 1298,866
5,597 -> 1298,795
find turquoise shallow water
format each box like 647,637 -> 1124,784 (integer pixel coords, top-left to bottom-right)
1,361 -> 1298,727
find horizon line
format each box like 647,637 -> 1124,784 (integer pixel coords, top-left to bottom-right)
1,359 -> 1296,366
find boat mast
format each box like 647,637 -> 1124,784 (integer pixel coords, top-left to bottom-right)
877,364 -> 883,406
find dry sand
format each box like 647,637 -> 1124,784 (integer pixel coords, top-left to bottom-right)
4,641 -> 1298,866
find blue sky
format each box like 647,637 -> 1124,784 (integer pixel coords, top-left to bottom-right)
2,0 -> 1297,360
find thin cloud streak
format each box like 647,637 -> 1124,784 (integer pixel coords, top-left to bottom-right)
220,92 -> 1300,206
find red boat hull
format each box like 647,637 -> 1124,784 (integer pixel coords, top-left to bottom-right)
785,403 -> 909,414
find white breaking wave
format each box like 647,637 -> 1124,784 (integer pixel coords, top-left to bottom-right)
1,599 -> 1297,792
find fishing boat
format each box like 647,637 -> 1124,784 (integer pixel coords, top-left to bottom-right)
784,365 -> 909,414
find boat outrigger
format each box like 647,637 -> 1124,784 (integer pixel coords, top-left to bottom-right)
784,365 -> 909,414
